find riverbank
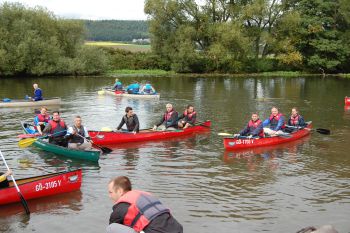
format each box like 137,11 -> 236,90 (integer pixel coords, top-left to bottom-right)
107,70 -> 350,78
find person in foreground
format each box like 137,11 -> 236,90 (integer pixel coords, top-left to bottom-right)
153,103 -> 178,131
43,111 -> 68,147
34,107 -> 50,135
117,107 -> 140,133
112,78 -> 123,91
234,113 -> 264,138
32,83 -> 43,101
140,82 -> 156,94
66,116 -> 92,150
0,169 -> 12,189
262,107 -> 286,136
107,176 -> 183,233
178,104 -> 197,129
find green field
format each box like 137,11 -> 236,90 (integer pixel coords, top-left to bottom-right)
85,41 -> 151,52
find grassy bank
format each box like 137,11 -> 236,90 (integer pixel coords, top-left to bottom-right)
107,69 -> 174,77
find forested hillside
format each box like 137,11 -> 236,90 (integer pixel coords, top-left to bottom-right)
84,20 -> 149,42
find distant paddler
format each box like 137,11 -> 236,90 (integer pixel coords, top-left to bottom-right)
140,81 -> 156,94
233,113 -> 264,138
112,78 -> 123,92
30,83 -> 43,101
126,81 -> 140,94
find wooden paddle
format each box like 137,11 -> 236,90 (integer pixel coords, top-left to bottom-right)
18,130 -> 67,148
73,133 -> 112,154
0,150 -> 30,215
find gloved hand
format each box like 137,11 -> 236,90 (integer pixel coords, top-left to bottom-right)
233,134 -> 240,138
247,135 -> 253,139
152,125 -> 157,131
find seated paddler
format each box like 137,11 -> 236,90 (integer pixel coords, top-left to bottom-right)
233,113 -> 264,138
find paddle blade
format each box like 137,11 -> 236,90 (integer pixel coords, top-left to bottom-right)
98,90 -> 105,95
101,127 -> 112,132
218,133 -> 233,136
100,146 -> 113,154
18,192 -> 30,215
316,128 -> 330,135
18,138 -> 37,148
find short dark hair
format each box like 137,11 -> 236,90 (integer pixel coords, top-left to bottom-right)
52,111 -> 60,115
125,106 -> 133,113
186,104 -> 194,109
109,176 -> 132,192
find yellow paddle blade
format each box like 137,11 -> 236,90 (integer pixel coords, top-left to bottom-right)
98,90 -> 105,95
18,138 -> 37,148
101,127 -> 112,132
218,132 -> 233,136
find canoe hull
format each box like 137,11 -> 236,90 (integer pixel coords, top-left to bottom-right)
90,121 -> 211,145
21,123 -> 100,162
224,124 -> 312,150
0,169 -> 82,205
100,89 -> 160,99
0,98 -> 61,108
345,96 -> 350,105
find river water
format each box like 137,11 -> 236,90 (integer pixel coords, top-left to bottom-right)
0,75 -> 349,233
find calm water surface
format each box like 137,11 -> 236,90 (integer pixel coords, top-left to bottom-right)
0,76 -> 349,233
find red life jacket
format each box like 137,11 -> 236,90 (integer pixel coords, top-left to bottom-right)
115,190 -> 170,232
289,114 -> 300,126
164,110 -> 174,122
269,113 -> 285,129
247,119 -> 264,137
183,110 -> 196,122
37,114 -> 50,123
48,120 -> 66,135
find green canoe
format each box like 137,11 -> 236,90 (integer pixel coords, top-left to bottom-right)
21,122 -> 100,162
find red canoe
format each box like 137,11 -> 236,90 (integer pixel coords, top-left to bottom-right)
0,169 -> 82,205
224,124 -> 312,150
89,121 -> 211,145
345,96 -> 350,105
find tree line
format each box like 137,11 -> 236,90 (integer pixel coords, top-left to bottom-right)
84,20 -> 149,42
145,0 -> 350,73
0,3 -> 108,76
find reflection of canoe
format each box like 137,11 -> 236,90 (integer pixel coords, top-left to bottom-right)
224,124 -> 312,150
345,96 -> 350,105
21,122 -> 100,162
89,121 -> 211,145
0,190 -> 82,216
0,169 -> 82,206
99,89 -> 160,99
0,97 -> 61,108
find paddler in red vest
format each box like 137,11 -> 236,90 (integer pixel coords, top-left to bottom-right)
285,107 -> 307,133
152,103 -> 178,131
42,111 -> 68,147
234,113 -> 264,138
33,106 -> 50,135
107,176 -> 183,233
178,104 -> 196,129
262,107 -> 286,136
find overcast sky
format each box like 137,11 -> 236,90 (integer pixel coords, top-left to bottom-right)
1,0 -> 148,20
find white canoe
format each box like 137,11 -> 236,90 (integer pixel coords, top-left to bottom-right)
0,97 -> 61,108
98,89 -> 160,99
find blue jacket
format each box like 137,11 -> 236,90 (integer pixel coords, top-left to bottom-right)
33,88 -> 43,101
127,83 -> 140,94
263,114 -> 285,131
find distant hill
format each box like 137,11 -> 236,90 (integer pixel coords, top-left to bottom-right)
84,20 -> 149,42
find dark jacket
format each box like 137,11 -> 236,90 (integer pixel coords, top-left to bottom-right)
33,88 -> 43,101
178,111 -> 197,125
117,114 -> 140,132
239,120 -> 264,137
109,202 -> 183,233
156,111 -> 178,128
